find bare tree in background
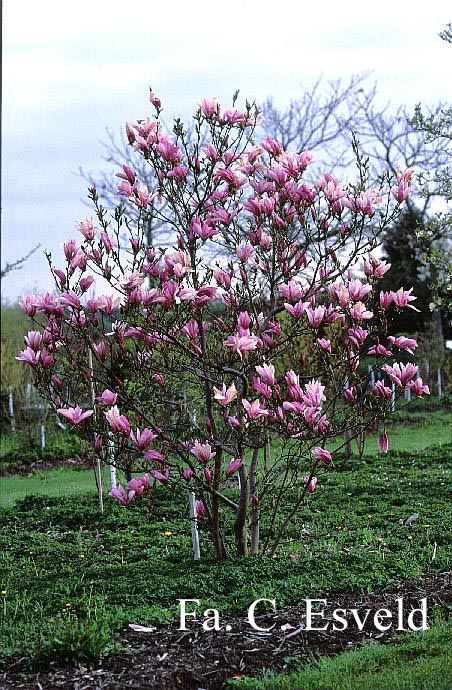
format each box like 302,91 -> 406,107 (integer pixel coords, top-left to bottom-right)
79,129 -> 170,248
1,245 -> 41,280
262,74 -> 449,217
80,74 -> 449,245
260,73 -> 377,170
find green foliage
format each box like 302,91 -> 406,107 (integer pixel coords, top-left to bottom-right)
0,430 -> 88,473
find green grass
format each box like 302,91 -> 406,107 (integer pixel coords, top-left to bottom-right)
0,465 -> 111,508
1,408 -> 450,509
227,617 -> 452,690
361,408 -> 451,455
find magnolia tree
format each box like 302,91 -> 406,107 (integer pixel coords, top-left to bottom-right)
17,93 -> 429,561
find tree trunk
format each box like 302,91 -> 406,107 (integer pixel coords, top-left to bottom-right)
211,492 -> 227,561
250,448 -> 260,555
234,465 -> 249,556
344,428 -> 352,458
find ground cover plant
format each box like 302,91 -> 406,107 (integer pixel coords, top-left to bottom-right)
1,428 -> 450,676
0,430 -> 88,475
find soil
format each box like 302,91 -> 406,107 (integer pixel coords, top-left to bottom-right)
2,571 -> 451,690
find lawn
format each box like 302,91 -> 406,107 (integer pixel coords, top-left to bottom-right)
228,617 -> 452,690
0,408 -> 451,686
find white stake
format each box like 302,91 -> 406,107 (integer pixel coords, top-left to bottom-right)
391,382 -> 396,413
8,387 -> 16,433
188,491 -> 201,561
368,365 -> 375,388
40,424 -> 46,449
437,369 -> 442,398
88,349 -> 104,512
109,434 -> 117,489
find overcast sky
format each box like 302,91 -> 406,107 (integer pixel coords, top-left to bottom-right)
2,0 -> 451,302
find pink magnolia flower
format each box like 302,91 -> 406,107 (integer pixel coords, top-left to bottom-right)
156,138 -> 182,164
236,242 -> 255,262
260,135 -> 283,156
367,341 -> 392,358
195,499 -> 206,517
213,382 -> 238,406
242,398 -> 269,420
387,336 -> 418,354
382,362 -> 418,388
93,341 -> 107,361
105,406 -> 131,436
317,338 -> 332,354
130,428 -> 157,450
255,363 -> 275,386
390,287 -> 419,310
97,389 -> 117,406
20,295 -> 38,317
349,302 -> 373,321
303,475 -> 318,493
252,377 -> 272,398
120,272 -> 145,291
391,168 -> 412,204
378,431 -> 389,454
227,415 -> 242,429
150,468 -> 170,485
116,164 -> 136,185
226,458 -> 244,477
182,468 -> 194,481
79,276 -> 94,293
343,386 -> 358,403
15,347 -> 41,368
24,331 -> 42,351
191,441 -> 215,464
408,378 -> 430,397
57,406 -> 93,425
306,306 -> 326,329
302,380 -> 326,410
143,449 -> 165,463
364,254 -> 391,279
348,279 -> 372,302
312,447 -> 332,464
200,98 -> 218,119
285,301 -> 306,319
109,485 -> 135,505
54,268 -> 66,286
224,333 -> 260,360
76,218 -> 96,241
373,380 -> 392,399
128,474 -> 151,496
347,326 -> 369,348
149,90 -> 162,109
203,467 -> 213,485
380,291 -> 393,309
